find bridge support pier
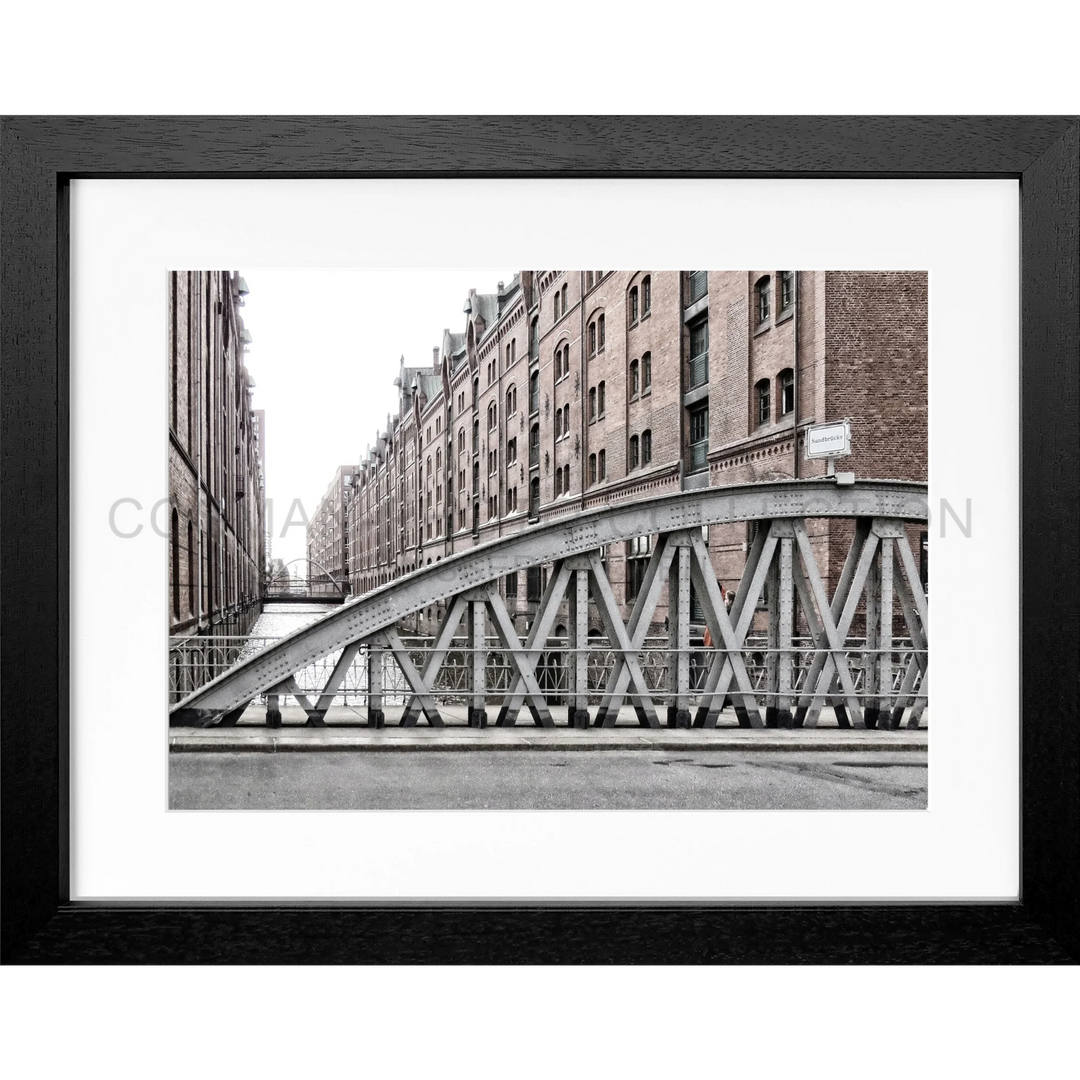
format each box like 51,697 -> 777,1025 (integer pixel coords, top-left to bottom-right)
266,691 -> 281,729
567,561 -> 591,729
367,643 -> 386,728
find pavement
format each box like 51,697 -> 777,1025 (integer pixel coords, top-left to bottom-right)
170,703 -> 928,753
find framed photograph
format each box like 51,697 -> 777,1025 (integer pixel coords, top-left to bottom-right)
4,113 -> 1075,967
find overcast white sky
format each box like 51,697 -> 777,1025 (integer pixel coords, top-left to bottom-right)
240,269 -> 512,565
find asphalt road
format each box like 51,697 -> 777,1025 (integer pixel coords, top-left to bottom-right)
169,749 -> 927,810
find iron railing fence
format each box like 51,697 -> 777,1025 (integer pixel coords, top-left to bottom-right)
170,633 -> 926,711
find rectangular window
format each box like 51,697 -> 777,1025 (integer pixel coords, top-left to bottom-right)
780,370 -> 795,415
506,571 -> 518,598
780,271 -> 794,311
689,319 -> 709,389
689,404 -> 709,472
688,270 -> 707,304
526,566 -> 542,601
757,278 -> 771,324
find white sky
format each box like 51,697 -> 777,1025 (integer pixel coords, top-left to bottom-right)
240,269 -> 513,565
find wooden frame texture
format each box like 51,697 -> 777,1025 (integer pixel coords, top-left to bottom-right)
1,116 -> 1077,963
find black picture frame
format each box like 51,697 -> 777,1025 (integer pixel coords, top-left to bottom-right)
2,116 -> 1077,964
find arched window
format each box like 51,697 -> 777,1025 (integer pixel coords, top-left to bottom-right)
458,427 -> 465,454
598,314 -> 606,350
630,359 -> 639,398
530,317 -> 539,358
435,448 -> 441,473
756,378 -> 771,425
506,385 -> 516,416
472,376 -> 479,405
530,371 -> 539,413
588,453 -> 597,485
628,286 -> 638,326
553,290 -> 560,321
171,508 -> 180,621
641,352 -> 652,393
642,429 -> 652,465
530,423 -> 539,465
642,275 -> 651,316
186,521 -> 194,615
561,283 -> 568,311
564,404 -> 571,432
588,321 -> 597,357
589,387 -> 597,421
488,402 -> 497,430
779,368 -> 795,415
555,468 -> 563,497
598,449 -> 606,479
555,409 -> 563,439
629,435 -> 639,469
597,382 -> 605,417
586,271 -> 594,289
756,275 -> 771,325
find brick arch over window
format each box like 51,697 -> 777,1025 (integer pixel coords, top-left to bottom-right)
585,308 -> 606,358
755,274 -> 771,326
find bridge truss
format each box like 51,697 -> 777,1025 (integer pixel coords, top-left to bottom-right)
171,480 -> 928,731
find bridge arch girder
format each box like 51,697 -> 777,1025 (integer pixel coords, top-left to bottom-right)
172,479 -> 928,725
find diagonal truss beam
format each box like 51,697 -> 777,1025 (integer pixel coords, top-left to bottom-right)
401,594 -> 469,726
586,549 -> 659,727
496,561 -> 572,725
373,626 -> 444,726
484,585 -> 554,727
687,528 -> 763,728
792,518 -> 869,727
593,534 -> 675,726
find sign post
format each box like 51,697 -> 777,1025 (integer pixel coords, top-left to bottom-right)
805,420 -> 853,484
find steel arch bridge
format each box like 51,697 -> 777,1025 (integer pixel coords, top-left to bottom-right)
265,558 -> 348,600
171,479 -> 928,731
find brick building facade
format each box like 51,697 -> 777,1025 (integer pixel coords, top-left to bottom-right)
168,271 -> 266,636
340,271 -> 926,634
305,465 -> 355,594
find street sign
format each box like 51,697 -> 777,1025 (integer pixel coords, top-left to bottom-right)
805,420 -> 851,459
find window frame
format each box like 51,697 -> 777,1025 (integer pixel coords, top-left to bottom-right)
756,275 -> 771,326
756,378 -> 771,425
779,368 -> 795,416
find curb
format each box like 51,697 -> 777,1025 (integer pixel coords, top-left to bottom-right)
169,734 -> 928,754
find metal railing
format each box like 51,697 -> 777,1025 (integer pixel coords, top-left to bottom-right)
170,632 -> 925,712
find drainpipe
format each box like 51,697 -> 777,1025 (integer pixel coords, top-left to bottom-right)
793,271 -> 800,479
194,272 -> 204,631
